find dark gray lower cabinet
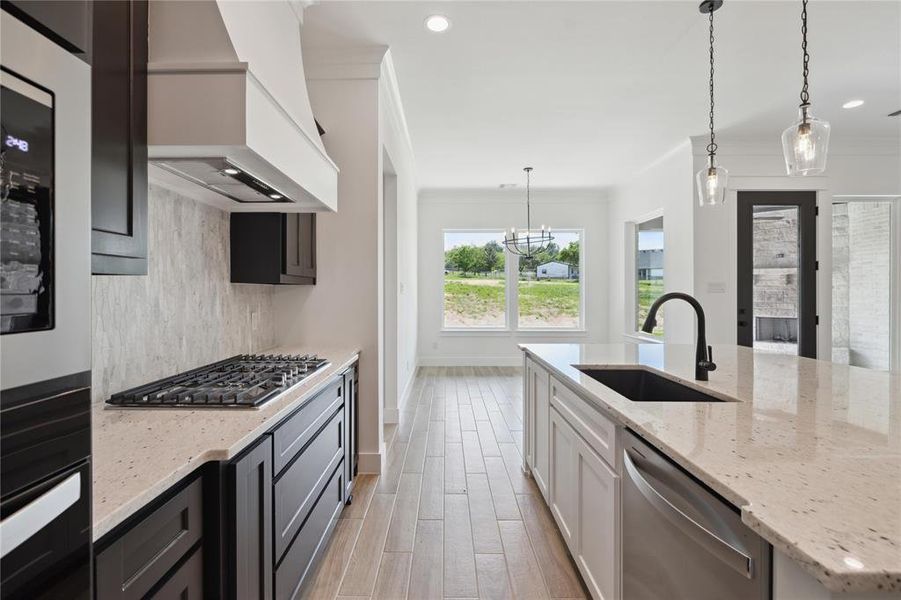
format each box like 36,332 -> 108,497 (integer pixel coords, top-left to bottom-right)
95,477 -> 203,600
342,365 -> 358,500
228,436 -> 273,600
94,362 -> 358,600
275,465 -> 344,600
152,548 -> 204,600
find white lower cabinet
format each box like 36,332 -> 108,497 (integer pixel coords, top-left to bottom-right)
526,359 -> 551,500
527,355 -> 620,600
574,434 -> 619,600
549,407 -> 578,547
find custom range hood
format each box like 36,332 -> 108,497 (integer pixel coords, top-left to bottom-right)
147,0 -> 338,212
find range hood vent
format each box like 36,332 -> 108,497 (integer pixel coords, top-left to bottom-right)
147,0 -> 338,212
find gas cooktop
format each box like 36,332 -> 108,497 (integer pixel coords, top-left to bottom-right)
106,354 -> 330,409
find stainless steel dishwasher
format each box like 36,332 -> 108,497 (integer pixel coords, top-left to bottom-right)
622,430 -> 771,600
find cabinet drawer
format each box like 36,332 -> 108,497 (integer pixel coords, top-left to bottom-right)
274,406 -> 344,560
275,462 -> 344,600
272,379 -> 343,474
96,477 -> 203,600
149,547 -> 203,599
550,376 -> 617,469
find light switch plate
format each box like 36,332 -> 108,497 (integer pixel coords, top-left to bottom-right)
707,281 -> 727,294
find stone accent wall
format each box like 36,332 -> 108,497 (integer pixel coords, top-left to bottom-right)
847,202 -> 891,369
91,184 -> 277,403
752,208 -> 800,321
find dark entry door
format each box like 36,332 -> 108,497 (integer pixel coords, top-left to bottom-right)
737,191 -> 817,358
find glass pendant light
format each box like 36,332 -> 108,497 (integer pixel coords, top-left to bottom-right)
695,0 -> 727,207
782,0 -> 830,175
503,167 -> 554,258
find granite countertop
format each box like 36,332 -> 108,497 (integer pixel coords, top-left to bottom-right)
520,343 -> 901,594
91,346 -> 360,541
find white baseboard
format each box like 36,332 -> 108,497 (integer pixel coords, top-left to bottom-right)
385,364 -> 418,424
417,355 -> 522,367
358,451 -> 383,474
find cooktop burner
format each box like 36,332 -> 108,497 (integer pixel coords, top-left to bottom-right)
106,354 -> 330,408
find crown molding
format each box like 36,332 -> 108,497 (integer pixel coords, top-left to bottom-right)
419,187 -> 609,205
303,45 -> 389,80
380,49 -> 417,178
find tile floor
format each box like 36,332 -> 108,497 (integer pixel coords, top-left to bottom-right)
300,366 -> 587,599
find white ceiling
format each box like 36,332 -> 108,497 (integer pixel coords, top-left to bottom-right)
302,1 -> 901,189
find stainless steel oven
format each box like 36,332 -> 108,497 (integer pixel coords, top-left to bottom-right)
1,10 -> 92,600
1,9 -> 91,391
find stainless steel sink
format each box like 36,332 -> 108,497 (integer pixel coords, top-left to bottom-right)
576,368 -> 727,402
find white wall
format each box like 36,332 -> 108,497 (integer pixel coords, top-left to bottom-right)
606,141 -> 697,345
273,74 -> 383,470
417,189 -> 608,366
379,54 -> 419,420
691,137 -> 901,359
274,47 -> 418,471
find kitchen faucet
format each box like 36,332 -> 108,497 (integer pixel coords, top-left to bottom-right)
641,292 -> 717,381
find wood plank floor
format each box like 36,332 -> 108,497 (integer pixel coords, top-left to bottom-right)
301,367 -> 587,600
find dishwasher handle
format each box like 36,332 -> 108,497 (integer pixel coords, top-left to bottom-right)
623,448 -> 754,579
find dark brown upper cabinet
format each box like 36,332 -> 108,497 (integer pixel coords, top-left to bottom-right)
2,0 -> 93,62
90,0 -> 148,275
230,213 -> 317,285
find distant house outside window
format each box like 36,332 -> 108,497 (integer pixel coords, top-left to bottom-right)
636,217 -> 664,337
517,230 -> 583,329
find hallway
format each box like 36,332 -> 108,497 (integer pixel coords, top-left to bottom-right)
301,366 -> 587,599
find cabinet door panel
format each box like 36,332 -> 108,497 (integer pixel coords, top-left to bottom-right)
150,547 -> 203,599
230,437 -> 273,600
91,0 -> 148,275
549,407 -> 577,549
530,362 -> 550,500
283,213 -> 316,279
576,438 -> 618,600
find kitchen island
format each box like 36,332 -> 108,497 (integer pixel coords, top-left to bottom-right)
520,342 -> 901,599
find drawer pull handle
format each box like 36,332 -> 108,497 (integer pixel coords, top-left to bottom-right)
0,472 -> 81,558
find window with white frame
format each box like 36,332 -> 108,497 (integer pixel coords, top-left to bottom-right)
517,230 -> 583,329
443,231 -> 507,328
635,216 -> 665,337
442,229 -> 584,331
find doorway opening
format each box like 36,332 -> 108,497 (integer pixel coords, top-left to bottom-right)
831,198 -> 899,371
737,191 -> 817,358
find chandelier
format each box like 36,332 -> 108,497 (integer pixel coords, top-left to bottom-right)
504,167 -> 553,258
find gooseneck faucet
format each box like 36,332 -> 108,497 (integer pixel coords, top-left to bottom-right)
641,292 -> 717,381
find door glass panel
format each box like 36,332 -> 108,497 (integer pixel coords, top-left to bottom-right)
832,201 -> 893,369
752,206 -> 800,355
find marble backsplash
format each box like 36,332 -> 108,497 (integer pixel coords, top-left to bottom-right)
91,184 -> 276,403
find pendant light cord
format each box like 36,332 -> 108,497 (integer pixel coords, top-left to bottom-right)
799,0 -> 810,107
706,6 -> 717,159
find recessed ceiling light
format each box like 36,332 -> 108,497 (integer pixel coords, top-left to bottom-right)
268,193 -> 283,200
223,167 -> 240,175
842,99 -> 865,109
425,15 -> 450,33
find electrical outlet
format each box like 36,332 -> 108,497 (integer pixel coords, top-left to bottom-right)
250,311 -> 259,332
